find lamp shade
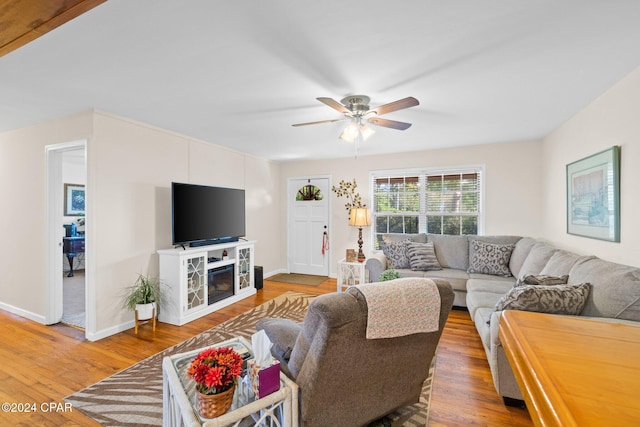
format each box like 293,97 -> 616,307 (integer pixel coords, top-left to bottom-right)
349,208 -> 371,227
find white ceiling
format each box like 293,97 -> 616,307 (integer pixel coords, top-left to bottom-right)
2,1 -> 640,161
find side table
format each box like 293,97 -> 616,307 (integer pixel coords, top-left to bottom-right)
162,336 -> 298,427
336,258 -> 368,292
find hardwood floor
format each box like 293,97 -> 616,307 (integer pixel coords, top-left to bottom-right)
0,277 -> 532,426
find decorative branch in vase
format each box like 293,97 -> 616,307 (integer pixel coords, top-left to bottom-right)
333,179 -> 370,262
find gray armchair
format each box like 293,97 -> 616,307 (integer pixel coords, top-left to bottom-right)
256,278 -> 454,427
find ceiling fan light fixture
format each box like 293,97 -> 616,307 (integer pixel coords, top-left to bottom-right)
359,124 -> 375,141
339,122 -> 359,142
293,95 -> 418,151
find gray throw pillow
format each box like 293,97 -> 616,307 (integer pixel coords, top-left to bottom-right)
515,274 -> 570,287
467,240 -> 515,277
407,242 -> 442,271
495,282 -> 591,315
381,239 -> 412,269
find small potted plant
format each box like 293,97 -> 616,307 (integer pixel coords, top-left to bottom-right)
187,347 -> 244,418
379,269 -> 401,282
123,273 -> 162,320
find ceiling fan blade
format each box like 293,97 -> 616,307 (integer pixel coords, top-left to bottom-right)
370,96 -> 419,116
292,118 -> 345,127
367,117 -> 412,130
317,97 -> 351,114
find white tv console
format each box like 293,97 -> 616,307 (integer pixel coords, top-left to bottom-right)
157,240 -> 255,326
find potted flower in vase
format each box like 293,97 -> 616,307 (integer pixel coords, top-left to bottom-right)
123,273 -> 162,321
187,347 -> 244,418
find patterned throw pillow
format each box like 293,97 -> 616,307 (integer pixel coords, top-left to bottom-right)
467,240 -> 515,277
494,283 -> 591,315
407,242 -> 442,271
514,274 -> 570,287
381,239 -> 412,269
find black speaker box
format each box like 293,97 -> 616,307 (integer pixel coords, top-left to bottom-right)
254,266 -> 264,290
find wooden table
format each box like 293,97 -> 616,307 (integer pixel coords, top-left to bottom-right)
63,235 -> 84,277
500,310 -> 640,427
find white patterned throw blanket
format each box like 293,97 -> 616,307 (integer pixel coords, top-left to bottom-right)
354,277 -> 441,339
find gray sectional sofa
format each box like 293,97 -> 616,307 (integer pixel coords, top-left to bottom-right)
365,233 -> 640,401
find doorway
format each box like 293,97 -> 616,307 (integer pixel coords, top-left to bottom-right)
287,177 -> 330,276
45,140 -> 87,330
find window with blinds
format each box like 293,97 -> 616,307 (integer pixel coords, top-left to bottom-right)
371,168 -> 482,249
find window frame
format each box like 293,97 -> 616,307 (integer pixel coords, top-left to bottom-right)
369,165 -> 485,250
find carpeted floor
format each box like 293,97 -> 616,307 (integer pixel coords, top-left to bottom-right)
65,291 -> 433,426
62,270 -> 85,329
268,273 -> 327,286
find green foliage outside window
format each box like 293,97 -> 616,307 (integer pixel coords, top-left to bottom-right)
372,171 -> 481,249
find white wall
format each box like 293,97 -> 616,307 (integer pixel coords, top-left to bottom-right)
244,155 -> 285,278
186,140 -> 284,277
0,110 -> 283,338
0,111 -> 94,322
541,66 -> 640,267
90,112 -> 190,334
279,139 -> 543,277
89,112 -> 283,336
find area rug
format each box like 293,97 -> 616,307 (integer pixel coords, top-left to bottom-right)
268,273 -> 327,286
61,311 -> 85,329
65,291 -> 433,426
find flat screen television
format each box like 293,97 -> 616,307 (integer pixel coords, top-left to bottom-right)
172,182 -> 246,246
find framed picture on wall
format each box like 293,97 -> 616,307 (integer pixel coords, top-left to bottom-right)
566,146 -> 620,242
64,183 -> 85,216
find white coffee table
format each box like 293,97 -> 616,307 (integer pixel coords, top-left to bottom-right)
162,336 -> 298,427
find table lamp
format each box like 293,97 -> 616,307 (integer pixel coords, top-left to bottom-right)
349,208 -> 371,262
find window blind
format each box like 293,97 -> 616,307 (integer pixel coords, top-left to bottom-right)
370,168 -> 482,249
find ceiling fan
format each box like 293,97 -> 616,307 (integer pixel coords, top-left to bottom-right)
292,95 -> 419,142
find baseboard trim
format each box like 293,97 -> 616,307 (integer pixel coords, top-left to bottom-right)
264,268 -> 287,279
0,300 -> 47,324
85,320 -> 134,342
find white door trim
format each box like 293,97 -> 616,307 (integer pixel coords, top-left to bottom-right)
286,175 -> 331,276
45,139 -> 91,338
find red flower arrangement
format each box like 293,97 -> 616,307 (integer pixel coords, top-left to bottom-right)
187,347 -> 244,395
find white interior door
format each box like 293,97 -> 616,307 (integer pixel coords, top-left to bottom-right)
288,177 -> 330,276
45,146 -> 65,324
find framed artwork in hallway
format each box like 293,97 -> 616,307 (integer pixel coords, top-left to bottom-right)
64,183 -> 85,216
